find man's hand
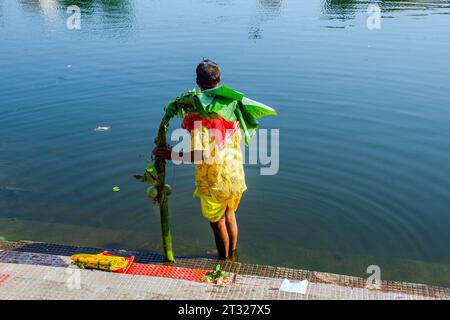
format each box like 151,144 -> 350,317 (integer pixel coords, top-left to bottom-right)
153,147 -> 172,160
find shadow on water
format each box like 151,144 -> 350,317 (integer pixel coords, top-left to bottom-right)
0,187 -> 36,206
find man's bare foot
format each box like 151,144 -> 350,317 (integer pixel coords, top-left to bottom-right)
227,249 -> 238,262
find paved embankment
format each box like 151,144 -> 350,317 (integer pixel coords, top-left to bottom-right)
0,240 -> 448,300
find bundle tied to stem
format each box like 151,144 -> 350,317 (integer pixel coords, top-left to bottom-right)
135,91 -> 196,263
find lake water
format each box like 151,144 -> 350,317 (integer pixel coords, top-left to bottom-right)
1,0 -> 450,286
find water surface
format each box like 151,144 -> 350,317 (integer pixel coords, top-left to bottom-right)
1,0 -> 450,285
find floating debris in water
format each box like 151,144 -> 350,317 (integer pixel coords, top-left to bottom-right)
94,126 -> 110,132
113,186 -> 120,192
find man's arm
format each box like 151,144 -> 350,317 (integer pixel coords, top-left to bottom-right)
153,147 -> 204,163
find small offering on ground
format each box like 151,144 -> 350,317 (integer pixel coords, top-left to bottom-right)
202,264 -> 232,285
71,251 -> 134,273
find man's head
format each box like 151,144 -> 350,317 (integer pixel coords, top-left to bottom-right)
196,59 -> 221,90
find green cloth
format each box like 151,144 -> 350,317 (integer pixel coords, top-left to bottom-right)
164,85 -> 277,146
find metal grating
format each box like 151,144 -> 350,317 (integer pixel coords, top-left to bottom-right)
0,274 -> 11,286
1,240 -> 450,299
127,263 -> 209,282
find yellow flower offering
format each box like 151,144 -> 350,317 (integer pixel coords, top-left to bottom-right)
70,251 -> 134,273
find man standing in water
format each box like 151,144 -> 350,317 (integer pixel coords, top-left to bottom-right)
155,60 -> 246,261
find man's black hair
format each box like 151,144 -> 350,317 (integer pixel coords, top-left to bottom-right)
196,59 -> 221,90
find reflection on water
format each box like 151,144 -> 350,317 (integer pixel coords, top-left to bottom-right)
57,0 -> 95,14
249,0 -> 284,40
19,0 -> 64,17
19,0 -> 134,30
322,0 -> 450,19
322,0 -> 358,20
39,0 -> 58,18
0,2 -> 3,26
379,0 -> 450,11
259,0 -> 284,18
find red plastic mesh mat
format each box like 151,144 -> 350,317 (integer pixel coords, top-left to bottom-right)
0,274 -> 11,286
127,263 -> 208,282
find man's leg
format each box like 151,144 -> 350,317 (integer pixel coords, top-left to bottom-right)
225,206 -> 238,260
210,217 -> 229,260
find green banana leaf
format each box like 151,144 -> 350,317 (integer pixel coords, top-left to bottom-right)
165,85 -> 277,145
202,85 -> 244,101
209,96 -> 237,121
241,97 -> 277,118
